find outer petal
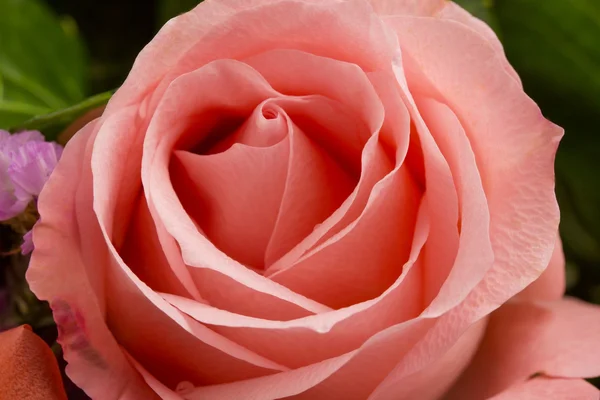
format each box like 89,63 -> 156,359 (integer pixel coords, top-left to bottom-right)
488,378 -> 600,400
368,318 -> 487,400
368,0 -> 445,16
369,0 -> 521,83
26,122 -> 157,400
517,235 -> 566,302
107,0 -> 397,118
445,299 -> 600,399
0,325 -> 66,400
389,14 -> 562,319
363,15 -> 562,396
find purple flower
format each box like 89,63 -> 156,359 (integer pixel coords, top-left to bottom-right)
0,130 -> 62,221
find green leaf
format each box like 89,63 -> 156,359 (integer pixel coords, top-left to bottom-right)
454,0 -> 500,33
157,0 -> 203,28
9,90 -> 113,140
490,0 -> 600,266
493,0 -> 600,121
0,0 -> 88,128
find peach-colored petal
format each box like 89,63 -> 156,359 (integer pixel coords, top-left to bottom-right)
92,105 -> 294,385
488,378 -> 600,400
140,59 -> 332,316
367,318 -> 487,400
163,200 -> 429,369
369,0 -> 524,87
415,96 -> 493,312
0,325 -> 66,400
445,298 -> 600,399
389,14 -> 561,317
125,351 -> 187,400
91,107 -> 204,303
517,235 -> 566,302
185,352 -> 357,400
270,165 -> 419,308
264,117 -> 356,267
356,15 -> 561,396
368,0 -> 446,16
120,194 -> 195,297
261,71 -> 418,309
361,94 -> 495,398
433,2 -> 521,85
172,124 -> 290,270
104,252 -> 289,388
109,0 -> 397,121
26,122 -> 157,400
254,51 -> 392,274
244,49 -> 382,171
265,70 -> 414,284
179,317 -> 439,400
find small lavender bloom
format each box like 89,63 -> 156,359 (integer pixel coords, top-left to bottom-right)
9,140 -> 63,197
0,130 -> 62,221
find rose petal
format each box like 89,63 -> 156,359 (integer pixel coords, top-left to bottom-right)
171,108 -> 290,269
244,48 -> 382,174
389,16 -> 561,314
270,164 -> 419,308
103,253 -> 290,387
107,0 -> 397,120
26,122 -> 158,399
140,59 -> 332,316
245,49 -> 389,273
354,14 -> 561,395
263,117 -> 356,269
517,235 -> 566,302
120,195 -> 198,297
414,96 -> 493,312
0,325 -> 66,400
368,0 -> 445,16
368,0 -> 523,87
179,319 -> 434,400
367,319 -> 487,400
445,298 -> 600,399
488,378 -> 600,400
434,2 -> 522,85
162,200 -> 428,371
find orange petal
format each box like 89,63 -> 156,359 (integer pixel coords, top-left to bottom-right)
0,325 -> 67,400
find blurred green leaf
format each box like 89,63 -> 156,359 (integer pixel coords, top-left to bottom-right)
0,0 -> 87,128
490,0 -> 600,266
157,0 -> 202,28
454,0 -> 500,32
493,0 -> 600,121
10,89 -> 113,140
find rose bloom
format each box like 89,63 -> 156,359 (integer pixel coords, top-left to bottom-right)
27,0 -> 600,399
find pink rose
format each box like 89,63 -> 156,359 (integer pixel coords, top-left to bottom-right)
27,0 -> 600,399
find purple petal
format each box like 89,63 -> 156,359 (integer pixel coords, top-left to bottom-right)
21,229 -> 34,255
0,153 -> 30,220
8,141 -> 63,197
0,130 -> 45,155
